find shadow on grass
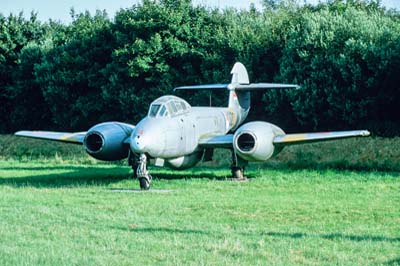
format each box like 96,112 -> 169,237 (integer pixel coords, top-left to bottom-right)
259,161 -> 400,173
263,231 -> 400,243
114,225 -> 400,243
0,165 -> 99,171
386,258 -> 400,266
126,227 -> 208,235
0,164 -> 237,188
0,165 -> 131,188
153,171 -> 252,180
2,162 -> 394,189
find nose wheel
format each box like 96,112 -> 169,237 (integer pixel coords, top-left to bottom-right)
136,154 -> 152,190
139,176 -> 151,190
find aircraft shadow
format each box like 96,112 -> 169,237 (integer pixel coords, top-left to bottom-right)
153,171 -> 250,181
154,166 -> 258,180
0,165 -> 240,188
0,165 -> 131,188
0,166 -> 100,171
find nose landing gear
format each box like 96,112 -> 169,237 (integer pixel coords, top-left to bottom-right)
130,153 -> 152,190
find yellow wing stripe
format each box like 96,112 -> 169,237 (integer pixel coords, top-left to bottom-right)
279,134 -> 308,142
60,132 -> 86,143
15,131 -> 86,144
274,130 -> 370,145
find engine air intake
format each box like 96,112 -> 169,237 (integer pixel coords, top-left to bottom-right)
236,133 -> 256,152
233,121 -> 285,162
85,132 -> 104,153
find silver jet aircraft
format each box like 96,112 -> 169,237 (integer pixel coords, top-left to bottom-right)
16,62 -> 370,189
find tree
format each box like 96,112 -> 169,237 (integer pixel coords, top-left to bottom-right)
0,12 -> 47,132
35,11 -> 114,130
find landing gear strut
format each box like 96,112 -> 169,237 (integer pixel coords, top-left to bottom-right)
135,154 -> 152,190
128,151 -> 138,179
231,150 -> 248,181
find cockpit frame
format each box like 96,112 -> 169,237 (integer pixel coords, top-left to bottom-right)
148,95 -> 191,118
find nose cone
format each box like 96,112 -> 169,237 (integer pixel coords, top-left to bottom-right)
130,118 -> 165,156
130,132 -> 150,153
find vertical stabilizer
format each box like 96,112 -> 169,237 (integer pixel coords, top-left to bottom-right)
229,62 -> 251,129
230,62 -> 249,84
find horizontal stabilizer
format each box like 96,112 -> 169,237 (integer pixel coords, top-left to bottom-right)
235,83 -> 300,91
15,131 -> 86,144
174,84 -> 229,91
174,83 -> 299,91
175,62 -> 298,92
273,130 -> 370,146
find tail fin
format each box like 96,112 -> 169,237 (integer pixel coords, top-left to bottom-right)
228,63 -> 251,126
230,62 -> 249,84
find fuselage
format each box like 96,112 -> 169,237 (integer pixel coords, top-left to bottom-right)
130,107 -> 233,158
130,95 -> 239,159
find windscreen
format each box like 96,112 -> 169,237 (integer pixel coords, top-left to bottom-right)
148,104 -> 161,117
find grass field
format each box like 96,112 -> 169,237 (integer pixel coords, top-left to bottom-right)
0,159 -> 399,265
0,135 -> 399,265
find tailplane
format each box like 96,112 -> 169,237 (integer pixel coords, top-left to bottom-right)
174,61 -> 299,94
174,62 -> 299,128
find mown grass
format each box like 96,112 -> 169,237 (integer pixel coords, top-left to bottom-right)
0,135 -> 399,265
0,161 -> 399,265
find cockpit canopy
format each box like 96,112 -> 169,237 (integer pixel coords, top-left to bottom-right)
148,95 -> 191,118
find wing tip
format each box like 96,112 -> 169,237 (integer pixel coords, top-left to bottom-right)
361,130 -> 371,137
15,130 -> 30,136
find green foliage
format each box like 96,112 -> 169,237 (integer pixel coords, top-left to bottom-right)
272,3 -> 400,134
35,11 -> 114,130
0,1 -> 399,135
0,13 -> 48,132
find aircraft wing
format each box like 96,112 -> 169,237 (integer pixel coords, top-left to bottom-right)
198,134 -> 233,148
198,130 -> 370,149
273,130 -> 370,146
15,131 -> 86,144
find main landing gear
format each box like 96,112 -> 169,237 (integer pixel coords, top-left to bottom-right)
231,150 -> 248,181
129,152 -> 152,190
127,150 -> 247,189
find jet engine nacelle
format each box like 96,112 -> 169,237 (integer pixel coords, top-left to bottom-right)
84,122 -> 135,161
233,121 -> 285,162
166,151 -> 204,170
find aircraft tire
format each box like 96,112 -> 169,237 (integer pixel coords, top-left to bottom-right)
231,167 -> 245,180
139,177 -> 150,190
